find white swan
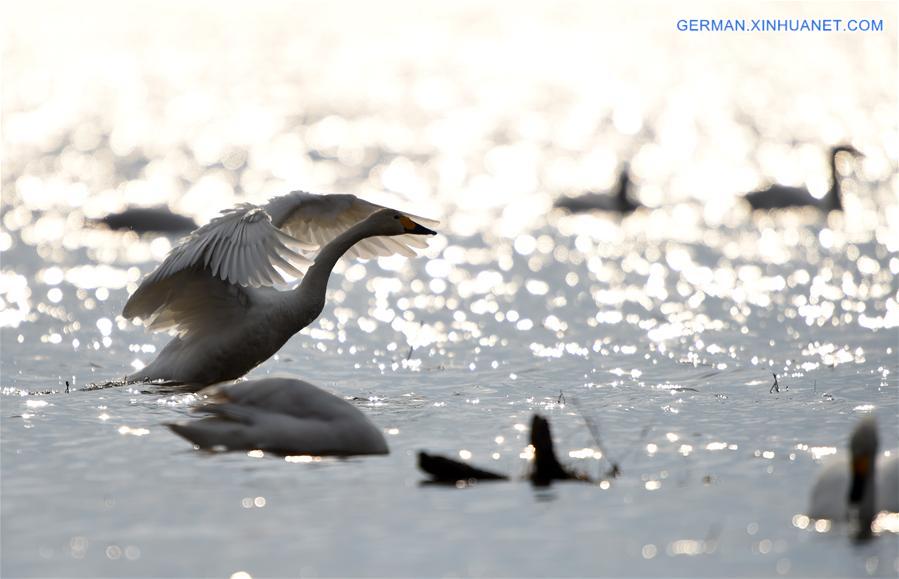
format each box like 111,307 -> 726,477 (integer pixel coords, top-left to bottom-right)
744,145 -> 863,212
808,416 -> 899,537
122,191 -> 437,388
167,377 -> 388,456
555,165 -> 641,214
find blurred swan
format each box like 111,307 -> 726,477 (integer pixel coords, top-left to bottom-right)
123,191 -> 437,388
167,377 -> 388,456
418,414 -> 588,486
96,206 -> 197,233
744,145 -> 863,212
555,165 -> 640,214
808,416 -> 899,538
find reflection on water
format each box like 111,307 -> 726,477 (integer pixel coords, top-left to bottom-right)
2,1 -> 898,577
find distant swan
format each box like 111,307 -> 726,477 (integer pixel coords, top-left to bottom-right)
96,206 -> 198,233
418,414 -> 589,486
167,377 -> 389,456
808,416 -> 899,538
744,145 -> 863,212
123,191 -> 437,388
555,165 -> 641,214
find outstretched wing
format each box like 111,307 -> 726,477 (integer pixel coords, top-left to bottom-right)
140,204 -> 315,289
265,191 -> 439,260
122,204 -> 316,332
122,269 -> 252,336
123,191 -> 438,333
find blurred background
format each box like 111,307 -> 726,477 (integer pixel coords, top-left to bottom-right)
2,1 -> 897,577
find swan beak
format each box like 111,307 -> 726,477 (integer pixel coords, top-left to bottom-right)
401,216 -> 436,235
838,145 -> 864,158
848,455 -> 871,504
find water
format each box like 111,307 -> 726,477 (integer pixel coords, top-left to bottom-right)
2,1 -> 898,577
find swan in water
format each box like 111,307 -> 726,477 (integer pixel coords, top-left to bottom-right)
167,377 -> 388,456
96,206 -> 197,233
554,165 -> 641,214
418,415 -> 589,486
744,145 -> 863,212
808,416 -> 899,538
122,191 -> 437,388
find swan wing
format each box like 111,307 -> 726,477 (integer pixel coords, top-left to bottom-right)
122,268 -> 253,336
129,203 -> 316,299
176,379 -> 388,455
169,412 -> 382,455
265,191 -> 439,260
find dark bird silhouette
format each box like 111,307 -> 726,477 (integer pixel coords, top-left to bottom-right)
97,207 -> 198,233
418,414 -> 586,486
417,452 -> 509,482
744,145 -> 863,212
555,165 -> 640,214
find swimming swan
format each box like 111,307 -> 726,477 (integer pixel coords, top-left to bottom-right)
808,416 -> 899,538
555,165 -> 640,214
123,191 -> 437,388
418,415 -> 589,486
96,206 -> 197,233
167,377 -> 389,456
744,145 -> 863,212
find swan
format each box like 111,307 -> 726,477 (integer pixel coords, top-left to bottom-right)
554,165 -> 641,214
808,416 -> 899,538
122,191 -> 437,388
96,206 -> 198,233
744,145 -> 863,212
418,414 -> 588,486
167,377 -> 389,456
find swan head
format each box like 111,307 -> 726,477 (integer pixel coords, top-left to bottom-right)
831,144 -> 864,159
365,209 -> 437,236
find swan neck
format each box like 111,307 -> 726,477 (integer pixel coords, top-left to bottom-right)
852,472 -> 877,540
827,150 -> 843,210
616,173 -> 630,203
290,221 -> 372,327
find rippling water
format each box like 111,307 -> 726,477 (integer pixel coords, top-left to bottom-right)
2,1 -> 898,577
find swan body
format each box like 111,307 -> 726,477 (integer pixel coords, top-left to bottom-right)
745,145 -> 862,212
808,417 -> 899,537
123,191 -> 437,388
555,166 -> 640,214
167,377 -> 389,456
97,207 -> 197,233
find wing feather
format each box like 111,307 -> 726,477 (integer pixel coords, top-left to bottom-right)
264,190 -> 438,261
123,269 -> 251,336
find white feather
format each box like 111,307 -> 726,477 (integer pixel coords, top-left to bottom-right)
167,377 -> 389,456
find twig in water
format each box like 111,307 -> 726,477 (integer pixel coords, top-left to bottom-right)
614,423 -> 653,467
769,373 -> 780,394
704,522 -> 724,554
569,397 -> 620,478
406,346 -> 414,361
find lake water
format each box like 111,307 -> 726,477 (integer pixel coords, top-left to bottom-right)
2,1 -> 898,577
